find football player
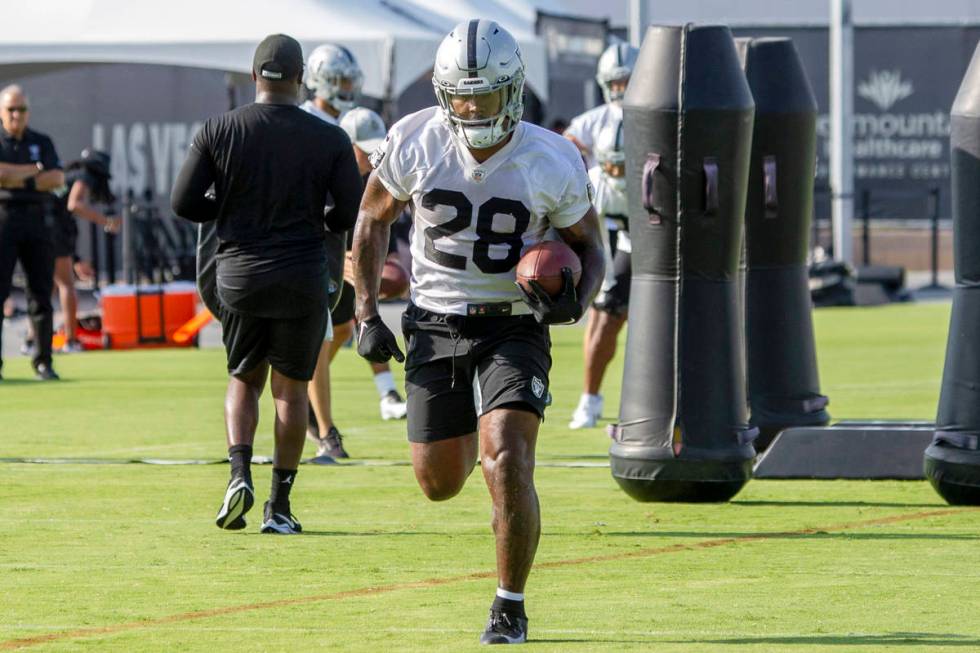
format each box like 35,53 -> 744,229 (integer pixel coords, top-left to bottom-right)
563,42 -> 637,168
351,20 -> 605,645
570,120 -> 630,428
300,46 -> 408,460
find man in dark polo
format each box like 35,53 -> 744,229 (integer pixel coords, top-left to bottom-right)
0,85 -> 64,381
171,34 -> 361,534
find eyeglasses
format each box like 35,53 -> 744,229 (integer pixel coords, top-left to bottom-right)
3,106 -> 28,114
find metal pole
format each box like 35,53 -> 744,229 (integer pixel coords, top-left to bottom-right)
122,190 -> 135,284
629,0 -> 649,49
105,232 -> 116,285
830,0 -> 855,265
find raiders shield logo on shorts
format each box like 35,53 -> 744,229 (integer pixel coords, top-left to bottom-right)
531,376 -> 545,398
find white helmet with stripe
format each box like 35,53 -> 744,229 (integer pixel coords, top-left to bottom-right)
596,42 -> 638,104
305,44 -> 363,112
432,19 -> 525,149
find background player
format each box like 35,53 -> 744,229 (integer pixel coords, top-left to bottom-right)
570,120 -> 630,428
351,19 -> 605,645
563,42 -> 637,168
301,47 -> 408,461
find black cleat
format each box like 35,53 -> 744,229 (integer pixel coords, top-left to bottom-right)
215,476 -> 254,530
480,609 -> 528,645
34,363 -> 60,381
260,501 -> 302,534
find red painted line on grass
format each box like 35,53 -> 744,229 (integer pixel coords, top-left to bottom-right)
0,508 -> 963,650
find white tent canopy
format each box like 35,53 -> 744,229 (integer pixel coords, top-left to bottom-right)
0,0 -> 433,100
399,0 -> 549,97
0,0 -> 548,100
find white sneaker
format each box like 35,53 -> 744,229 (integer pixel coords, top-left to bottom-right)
379,390 -> 408,420
569,394 -> 603,429
59,340 -> 85,354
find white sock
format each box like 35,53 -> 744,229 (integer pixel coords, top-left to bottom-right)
496,587 -> 524,602
578,393 -> 600,409
374,370 -> 396,398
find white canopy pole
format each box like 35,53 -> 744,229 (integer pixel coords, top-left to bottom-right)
629,0 -> 649,48
830,0 -> 854,264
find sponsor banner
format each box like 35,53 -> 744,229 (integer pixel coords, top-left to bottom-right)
733,26 -> 980,220
535,11 -> 609,127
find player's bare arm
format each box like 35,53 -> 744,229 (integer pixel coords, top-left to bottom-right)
352,170 -> 406,322
556,205 -> 606,313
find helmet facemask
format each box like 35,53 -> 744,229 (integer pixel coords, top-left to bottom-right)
434,70 -> 525,150
598,72 -> 631,105
315,68 -> 363,112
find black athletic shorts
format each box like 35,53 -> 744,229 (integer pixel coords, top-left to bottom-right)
331,280 -> 355,325
594,247 -> 631,316
50,213 -> 78,259
401,303 -> 552,443
218,304 -> 328,381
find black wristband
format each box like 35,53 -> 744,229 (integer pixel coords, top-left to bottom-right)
23,177 -> 36,191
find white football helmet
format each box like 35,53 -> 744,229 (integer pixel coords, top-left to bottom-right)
595,119 -> 626,191
305,44 -> 363,112
432,19 -> 525,150
596,42 -> 638,105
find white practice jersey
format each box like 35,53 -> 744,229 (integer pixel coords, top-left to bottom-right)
300,99 -> 341,126
565,102 -> 623,169
373,106 -> 593,316
589,166 -> 630,296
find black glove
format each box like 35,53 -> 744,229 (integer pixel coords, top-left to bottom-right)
517,267 -> 583,325
356,315 -> 405,363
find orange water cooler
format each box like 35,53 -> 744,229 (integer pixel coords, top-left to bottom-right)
100,282 -> 199,349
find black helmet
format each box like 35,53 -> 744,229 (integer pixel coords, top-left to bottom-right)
80,148 -> 111,179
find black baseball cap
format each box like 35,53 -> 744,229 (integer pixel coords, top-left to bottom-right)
253,34 -> 304,82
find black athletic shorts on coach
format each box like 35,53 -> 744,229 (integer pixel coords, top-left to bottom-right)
401,303 -> 552,443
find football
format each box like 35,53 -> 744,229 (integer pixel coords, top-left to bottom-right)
516,240 -> 582,297
379,259 -> 410,299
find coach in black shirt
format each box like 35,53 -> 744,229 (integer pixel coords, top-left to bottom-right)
172,34 -> 361,534
0,85 -> 64,381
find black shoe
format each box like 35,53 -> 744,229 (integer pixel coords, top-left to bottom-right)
260,501 -> 302,534
215,476 -> 254,530
480,609 -> 528,645
319,426 -> 349,459
34,363 -> 60,381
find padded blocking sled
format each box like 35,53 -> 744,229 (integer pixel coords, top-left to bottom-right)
924,41 -> 980,505
755,422 -> 934,479
737,37 -> 830,450
609,24 -> 757,502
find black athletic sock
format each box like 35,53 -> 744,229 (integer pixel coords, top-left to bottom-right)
269,468 -> 297,511
228,444 -> 253,484
492,596 -> 526,619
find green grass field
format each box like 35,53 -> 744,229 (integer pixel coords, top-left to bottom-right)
3,302 -> 979,652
